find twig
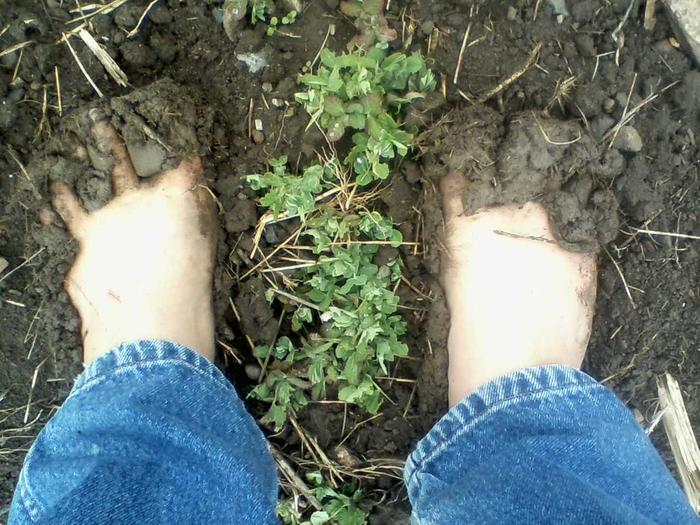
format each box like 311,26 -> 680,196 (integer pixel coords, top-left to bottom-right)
310,24 -> 334,71
272,448 -> 323,511
0,248 -> 45,285
612,0 -> 636,44
0,40 -> 34,58
478,43 -> 542,102
657,373 -> 700,512
127,0 -> 160,38
77,28 -> 128,86
54,66 -> 63,116
634,228 -> 700,241
62,33 -> 103,98
644,0 -> 657,31
24,358 -> 48,424
532,112 -> 582,145
494,229 -> 557,244
602,80 -> 679,145
603,246 -> 636,309
270,288 -> 322,311
453,23 -> 471,85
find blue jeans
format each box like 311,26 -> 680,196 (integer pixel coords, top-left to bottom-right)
9,341 -> 698,524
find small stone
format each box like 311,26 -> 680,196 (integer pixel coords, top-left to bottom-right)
602,98 -> 616,114
612,126 -> 643,152
125,141 -> 167,178
0,257 -> 8,274
262,82 -> 273,93
245,364 -> 261,381
507,6 -> 518,20
252,129 -> 265,144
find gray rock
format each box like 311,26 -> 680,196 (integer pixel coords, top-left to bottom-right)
125,141 -> 167,178
507,6 -> 518,20
547,0 -> 569,15
663,0 -> 700,65
0,257 -> 8,275
612,126 -> 643,152
245,364 -> 261,381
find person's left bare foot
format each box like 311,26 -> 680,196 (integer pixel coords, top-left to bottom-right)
51,117 -> 218,364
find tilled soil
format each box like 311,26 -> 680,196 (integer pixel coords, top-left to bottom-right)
1,0 -> 698,520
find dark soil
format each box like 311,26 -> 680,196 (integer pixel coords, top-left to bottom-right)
1,0 -> 698,522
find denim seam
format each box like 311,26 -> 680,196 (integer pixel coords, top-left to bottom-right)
67,359 -> 235,401
406,381 -> 604,490
17,465 -> 41,523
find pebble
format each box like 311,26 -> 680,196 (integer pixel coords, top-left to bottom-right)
0,257 -> 8,275
245,364 -> 261,381
602,98 -> 616,114
252,129 -> 265,144
507,6 -> 518,21
612,126 -> 643,152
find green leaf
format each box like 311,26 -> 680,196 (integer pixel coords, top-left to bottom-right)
309,511 -> 330,525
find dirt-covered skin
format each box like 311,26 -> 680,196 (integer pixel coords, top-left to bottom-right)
1,0 -> 698,520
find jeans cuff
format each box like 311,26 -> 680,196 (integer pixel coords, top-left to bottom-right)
71,340 -> 232,396
405,365 -> 600,489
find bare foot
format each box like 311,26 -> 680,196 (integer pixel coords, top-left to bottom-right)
51,117 -> 218,364
440,172 -> 597,405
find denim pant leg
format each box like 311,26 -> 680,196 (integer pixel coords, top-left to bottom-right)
10,340 -> 279,525
405,365 -> 698,525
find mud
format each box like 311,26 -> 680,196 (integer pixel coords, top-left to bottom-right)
423,106 -> 620,252
1,0 -> 699,520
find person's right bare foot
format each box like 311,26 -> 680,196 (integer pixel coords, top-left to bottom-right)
439,172 -> 598,405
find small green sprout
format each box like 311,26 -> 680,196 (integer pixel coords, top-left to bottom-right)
279,472 -> 371,525
295,45 -> 435,185
247,157 -> 337,219
267,9 -> 299,36
340,0 -> 397,50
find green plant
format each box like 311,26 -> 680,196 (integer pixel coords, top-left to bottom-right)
340,0 -> 397,50
247,156 -> 334,220
223,0 -> 297,40
279,473 -> 370,525
247,159 -> 408,429
267,9 -> 298,36
250,0 -> 275,23
295,45 -> 436,185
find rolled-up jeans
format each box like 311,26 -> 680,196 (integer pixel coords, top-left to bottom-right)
9,340 -> 698,524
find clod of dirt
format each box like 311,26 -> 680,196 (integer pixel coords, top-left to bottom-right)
612,126 -> 643,152
109,78 -> 214,171
424,105 -> 620,252
235,277 -> 278,345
